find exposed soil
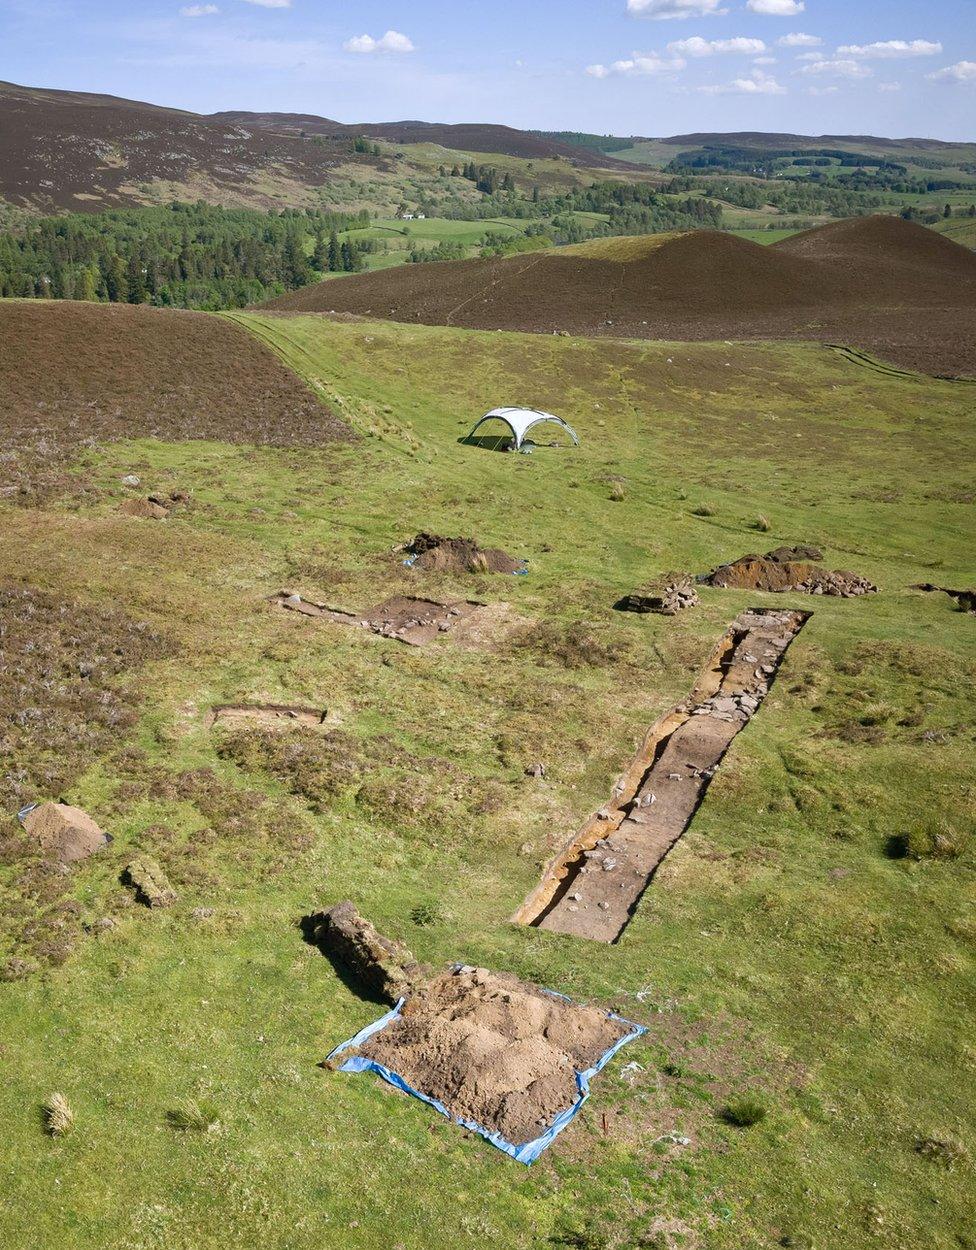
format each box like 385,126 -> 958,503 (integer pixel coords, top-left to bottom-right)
349,965 -> 632,1146
705,549 -> 876,597
264,216 -> 976,378
20,802 -> 109,865
274,590 -> 482,646
210,704 -> 328,729
517,608 -> 809,942
0,301 -> 349,498
405,533 -> 525,575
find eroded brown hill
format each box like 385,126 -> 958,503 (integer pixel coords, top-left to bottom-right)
262,216 -> 976,377
0,301 -> 348,494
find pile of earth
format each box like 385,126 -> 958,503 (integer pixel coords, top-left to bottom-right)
119,489 -> 191,520
262,216 -> 976,377
705,546 -> 877,597
351,965 -> 630,1146
0,302 -> 349,498
405,532 -> 525,575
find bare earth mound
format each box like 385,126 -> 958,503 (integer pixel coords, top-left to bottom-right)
0,301 -> 348,494
263,217 -> 976,377
706,547 -> 877,597
352,966 -> 630,1146
405,533 -> 525,575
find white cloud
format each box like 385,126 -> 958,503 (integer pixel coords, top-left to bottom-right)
796,50 -> 824,60
800,57 -> 872,78
837,39 -> 942,58
240,0 -> 292,7
180,3 -> 218,13
701,67 -> 785,93
777,32 -> 821,47
626,0 -> 727,19
805,84 -> 839,96
877,82 -> 902,92
344,30 -> 415,55
753,55 -> 776,64
927,60 -> 976,83
746,0 -> 804,15
668,35 -> 766,56
587,51 -> 687,76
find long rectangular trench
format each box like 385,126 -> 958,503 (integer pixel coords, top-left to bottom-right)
513,608 -> 811,943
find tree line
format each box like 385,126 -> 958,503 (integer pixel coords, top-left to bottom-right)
0,202 -> 371,310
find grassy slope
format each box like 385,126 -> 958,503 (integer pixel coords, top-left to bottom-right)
0,312 -> 974,1250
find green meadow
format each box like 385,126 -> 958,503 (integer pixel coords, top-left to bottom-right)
1,313 -> 974,1249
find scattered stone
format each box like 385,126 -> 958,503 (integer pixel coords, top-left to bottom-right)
524,762 -> 546,778
123,855 -> 177,908
20,802 -> 109,864
120,474 -> 141,487
306,901 -> 424,1004
615,572 -> 699,616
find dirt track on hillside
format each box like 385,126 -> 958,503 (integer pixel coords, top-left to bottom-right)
263,216 -> 976,378
0,301 -> 348,496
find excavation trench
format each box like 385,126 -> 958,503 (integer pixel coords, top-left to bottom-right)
514,608 -> 811,943
274,591 -> 483,646
209,703 -> 328,729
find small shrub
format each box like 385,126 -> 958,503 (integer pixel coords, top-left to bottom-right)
691,503 -> 716,517
42,1092 -> 74,1137
467,551 -> 490,574
609,481 -> 626,502
166,1098 -> 220,1133
720,1093 -> 767,1127
754,514 -> 771,532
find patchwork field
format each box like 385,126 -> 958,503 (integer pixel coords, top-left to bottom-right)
1,303 -> 974,1249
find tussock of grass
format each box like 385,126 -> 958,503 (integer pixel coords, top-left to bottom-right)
720,1094 -> 767,1127
166,1099 -> 220,1134
42,1092 -> 74,1137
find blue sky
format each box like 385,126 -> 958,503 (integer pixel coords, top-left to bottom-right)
1,0 -> 974,139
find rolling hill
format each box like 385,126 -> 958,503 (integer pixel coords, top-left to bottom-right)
0,81 -> 637,216
262,215 -> 976,377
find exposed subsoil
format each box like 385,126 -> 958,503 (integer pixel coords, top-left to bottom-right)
209,704 -> 328,729
517,608 -> 809,942
0,301 -> 349,499
405,532 -> 525,575
264,216 -> 976,378
705,546 -> 876,597
350,965 -> 631,1146
274,590 -> 482,646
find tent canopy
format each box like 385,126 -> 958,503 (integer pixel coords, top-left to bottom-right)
467,407 -> 579,451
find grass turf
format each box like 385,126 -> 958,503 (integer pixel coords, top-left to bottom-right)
0,310 -> 974,1249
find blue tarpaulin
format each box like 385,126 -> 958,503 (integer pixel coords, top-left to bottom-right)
326,990 -> 646,1164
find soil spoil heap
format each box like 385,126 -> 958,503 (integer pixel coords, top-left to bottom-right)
350,966 -> 630,1146
705,546 -> 876,597
20,802 -> 109,864
263,217 -> 976,377
406,533 -> 525,575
